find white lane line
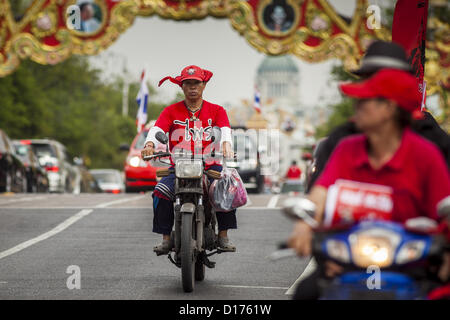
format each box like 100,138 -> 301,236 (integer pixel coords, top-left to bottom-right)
267,195 -> 280,208
285,257 -> 317,295
0,209 -> 92,261
0,196 -> 48,205
240,207 -> 280,210
0,195 -> 144,261
217,285 -> 289,290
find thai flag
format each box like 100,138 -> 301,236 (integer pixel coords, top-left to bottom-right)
136,69 -> 149,132
253,86 -> 261,113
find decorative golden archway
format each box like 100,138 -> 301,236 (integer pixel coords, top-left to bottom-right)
0,0 -> 449,99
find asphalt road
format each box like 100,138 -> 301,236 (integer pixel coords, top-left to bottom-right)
0,192 -> 309,300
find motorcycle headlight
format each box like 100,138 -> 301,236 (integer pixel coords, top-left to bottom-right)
175,159 -> 203,178
326,239 -> 350,263
349,228 -> 401,268
395,240 -> 426,265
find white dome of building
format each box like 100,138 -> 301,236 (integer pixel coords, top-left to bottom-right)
255,55 -> 301,114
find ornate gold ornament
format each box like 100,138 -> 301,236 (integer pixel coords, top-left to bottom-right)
0,0 -> 448,110
31,6 -> 58,39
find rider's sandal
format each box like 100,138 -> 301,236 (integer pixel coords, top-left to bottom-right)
153,239 -> 171,255
217,237 -> 236,252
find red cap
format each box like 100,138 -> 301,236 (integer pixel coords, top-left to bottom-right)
339,69 -> 421,113
159,65 -> 213,87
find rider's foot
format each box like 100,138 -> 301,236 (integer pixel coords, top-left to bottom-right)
218,236 -> 236,252
153,239 -> 171,255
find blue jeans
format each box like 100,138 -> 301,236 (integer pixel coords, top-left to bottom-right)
152,164 -> 237,235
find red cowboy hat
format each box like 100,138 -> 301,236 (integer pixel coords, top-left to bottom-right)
158,65 -> 213,87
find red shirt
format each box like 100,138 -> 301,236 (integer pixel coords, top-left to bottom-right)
316,128 -> 450,222
286,166 -> 302,179
154,100 -> 231,167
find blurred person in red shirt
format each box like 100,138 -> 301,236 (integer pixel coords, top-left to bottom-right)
285,160 -> 302,180
288,69 -> 450,299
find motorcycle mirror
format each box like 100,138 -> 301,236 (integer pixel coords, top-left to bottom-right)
282,197 -> 318,227
437,196 -> 450,219
155,132 -> 168,145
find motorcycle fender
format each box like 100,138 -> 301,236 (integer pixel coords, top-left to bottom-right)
180,203 -> 196,214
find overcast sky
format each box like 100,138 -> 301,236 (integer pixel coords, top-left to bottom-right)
90,0 -> 393,109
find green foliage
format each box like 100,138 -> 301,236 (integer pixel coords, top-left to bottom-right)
0,56 -> 174,169
330,64 -> 358,82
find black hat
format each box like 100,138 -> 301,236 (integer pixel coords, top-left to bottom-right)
351,41 -> 413,77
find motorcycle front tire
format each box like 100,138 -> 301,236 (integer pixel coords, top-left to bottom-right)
181,213 -> 195,292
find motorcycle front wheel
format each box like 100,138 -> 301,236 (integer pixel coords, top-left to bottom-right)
181,213 -> 195,292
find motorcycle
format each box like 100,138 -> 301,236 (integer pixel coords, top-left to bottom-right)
144,131 -> 235,293
273,196 -> 450,299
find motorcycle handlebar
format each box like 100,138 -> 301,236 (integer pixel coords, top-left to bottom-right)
143,151 -> 237,161
143,152 -> 171,161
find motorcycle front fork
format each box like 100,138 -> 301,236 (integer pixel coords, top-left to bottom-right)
173,195 -> 205,254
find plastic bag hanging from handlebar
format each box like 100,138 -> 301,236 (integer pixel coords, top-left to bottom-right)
208,161 -> 248,212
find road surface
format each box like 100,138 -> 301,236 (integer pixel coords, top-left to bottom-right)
0,192 -> 310,300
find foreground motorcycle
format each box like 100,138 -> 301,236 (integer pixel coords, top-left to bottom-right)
144,132 -> 234,292
278,197 -> 449,299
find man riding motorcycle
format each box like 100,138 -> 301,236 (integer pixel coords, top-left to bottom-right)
141,65 -> 237,255
288,68 -> 450,299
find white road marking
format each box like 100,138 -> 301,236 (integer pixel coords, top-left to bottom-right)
0,209 -> 92,261
0,195 -> 144,261
0,195 -> 48,205
240,207 -> 280,211
94,195 -> 146,208
0,207 -> 151,210
285,257 -> 317,295
267,195 -> 280,208
217,285 -> 289,290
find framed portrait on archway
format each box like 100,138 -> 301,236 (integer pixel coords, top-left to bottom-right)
257,0 -> 300,37
65,0 -> 107,36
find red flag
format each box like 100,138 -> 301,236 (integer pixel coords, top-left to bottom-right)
392,0 -> 429,104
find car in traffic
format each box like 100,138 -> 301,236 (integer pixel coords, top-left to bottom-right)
280,179 -> 305,196
12,140 -> 49,193
120,126 -> 166,193
29,139 -> 80,193
226,127 -> 264,194
0,129 -> 27,193
89,169 -> 125,194
72,157 -> 102,193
